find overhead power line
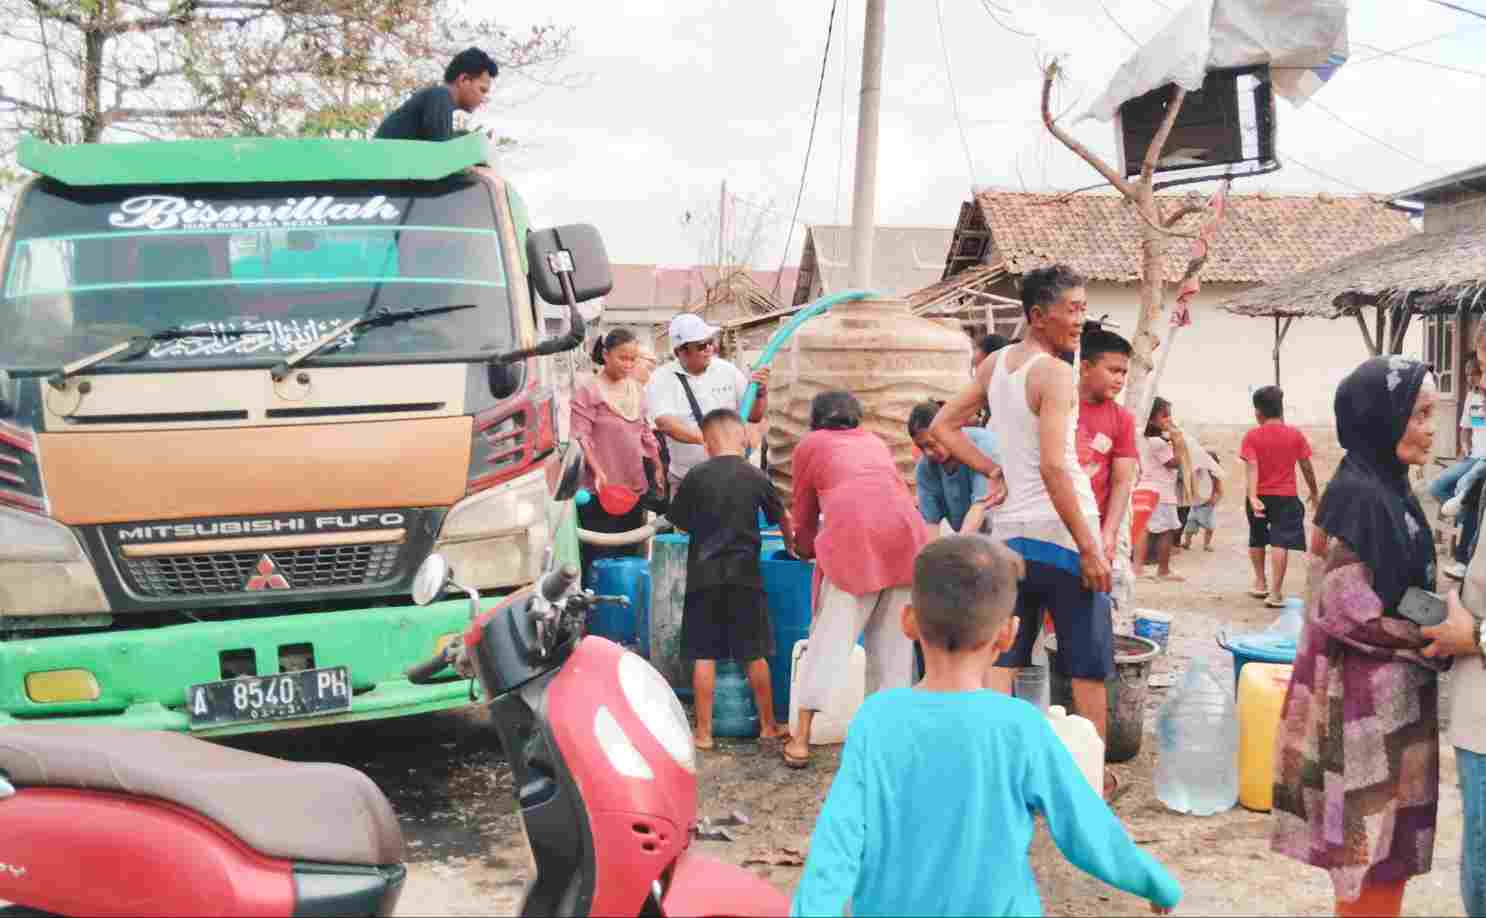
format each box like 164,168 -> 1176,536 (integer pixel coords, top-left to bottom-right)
1281,151 -> 1374,195
978,0 -> 1034,38
1424,0 -> 1486,23
1350,23 -> 1486,66
1307,98 -> 1445,170
773,0 -> 838,298
1097,0 -> 1142,45
1353,40 -> 1486,78
935,0 -> 978,185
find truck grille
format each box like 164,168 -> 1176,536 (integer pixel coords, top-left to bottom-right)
122,543 -> 402,597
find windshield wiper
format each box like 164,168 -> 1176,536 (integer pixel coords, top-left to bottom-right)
47,325 -> 267,390
269,304 -> 476,382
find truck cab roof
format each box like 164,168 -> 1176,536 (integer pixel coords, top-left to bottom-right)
17,133 -> 494,187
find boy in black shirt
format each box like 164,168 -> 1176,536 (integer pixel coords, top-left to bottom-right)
669,408 -> 795,748
375,48 -> 498,142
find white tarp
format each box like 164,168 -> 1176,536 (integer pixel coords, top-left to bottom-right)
1081,0 -> 1349,122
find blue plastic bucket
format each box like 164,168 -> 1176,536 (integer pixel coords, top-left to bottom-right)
1217,630 -> 1296,695
588,556 -> 652,658
761,548 -> 814,723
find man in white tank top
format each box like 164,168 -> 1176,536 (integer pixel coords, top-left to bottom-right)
930,265 -> 1117,779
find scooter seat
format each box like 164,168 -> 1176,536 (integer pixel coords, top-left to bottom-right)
0,724 -> 403,866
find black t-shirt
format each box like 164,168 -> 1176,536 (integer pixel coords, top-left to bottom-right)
669,455 -> 784,593
374,85 -> 455,141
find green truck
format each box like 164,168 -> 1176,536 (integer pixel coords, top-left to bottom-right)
0,133 -> 599,735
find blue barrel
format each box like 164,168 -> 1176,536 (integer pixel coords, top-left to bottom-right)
588,557 -> 652,658
712,660 -> 760,738
761,548 -> 814,723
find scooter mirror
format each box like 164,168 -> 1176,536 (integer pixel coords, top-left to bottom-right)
411,553 -> 452,606
554,444 -> 586,502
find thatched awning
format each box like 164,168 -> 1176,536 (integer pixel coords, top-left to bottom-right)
1217,222 -> 1486,320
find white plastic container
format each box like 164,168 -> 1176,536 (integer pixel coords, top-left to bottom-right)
1047,705 -> 1105,799
787,639 -> 866,745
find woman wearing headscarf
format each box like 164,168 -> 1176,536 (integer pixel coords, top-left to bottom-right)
781,390 -> 931,769
1271,355 -> 1449,917
571,328 -> 662,583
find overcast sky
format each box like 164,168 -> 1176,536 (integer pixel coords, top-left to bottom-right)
484,0 -> 1484,269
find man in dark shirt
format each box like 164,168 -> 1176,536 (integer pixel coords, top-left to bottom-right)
668,408 -> 795,748
375,47 -> 499,141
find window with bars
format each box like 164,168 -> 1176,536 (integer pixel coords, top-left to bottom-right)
1426,316 -> 1456,397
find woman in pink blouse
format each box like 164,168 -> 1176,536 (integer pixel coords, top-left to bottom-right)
571,329 -> 662,582
782,390 -> 933,768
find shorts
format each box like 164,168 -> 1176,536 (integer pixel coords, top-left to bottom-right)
996,538 -> 1114,680
1146,502 -> 1183,534
1247,494 -> 1306,551
1184,503 -> 1217,533
681,585 -> 774,661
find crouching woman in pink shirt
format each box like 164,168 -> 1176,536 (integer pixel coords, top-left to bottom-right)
782,390 -> 932,769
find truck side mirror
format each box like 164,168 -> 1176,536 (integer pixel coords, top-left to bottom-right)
0,370 -> 14,418
526,224 -> 612,305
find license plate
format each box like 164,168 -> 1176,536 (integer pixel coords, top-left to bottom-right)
186,666 -> 351,729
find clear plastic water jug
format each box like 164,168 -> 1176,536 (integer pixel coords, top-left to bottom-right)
1266,599 -> 1305,642
1155,656 -> 1238,815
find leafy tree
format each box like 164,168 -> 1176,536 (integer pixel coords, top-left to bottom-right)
0,0 -> 580,148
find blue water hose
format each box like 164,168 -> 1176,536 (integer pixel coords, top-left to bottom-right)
738,288 -> 878,424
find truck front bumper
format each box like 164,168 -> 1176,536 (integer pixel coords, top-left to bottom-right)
0,598 -> 477,736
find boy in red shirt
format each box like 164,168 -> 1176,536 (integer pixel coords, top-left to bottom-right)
1240,385 -> 1320,607
1076,328 -> 1139,569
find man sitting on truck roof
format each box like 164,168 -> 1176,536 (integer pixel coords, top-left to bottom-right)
374,48 -> 499,142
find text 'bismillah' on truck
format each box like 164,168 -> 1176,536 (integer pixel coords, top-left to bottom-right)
0,132 -> 611,735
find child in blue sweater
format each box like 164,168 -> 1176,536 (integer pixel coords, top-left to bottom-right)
791,535 -> 1181,917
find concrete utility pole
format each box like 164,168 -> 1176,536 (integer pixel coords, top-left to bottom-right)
718,178 -> 728,269
848,0 -> 885,290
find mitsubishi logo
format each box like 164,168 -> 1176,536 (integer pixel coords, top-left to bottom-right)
244,555 -> 291,591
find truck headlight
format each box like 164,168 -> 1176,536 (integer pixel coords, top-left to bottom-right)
0,506 -> 85,563
618,651 -> 696,775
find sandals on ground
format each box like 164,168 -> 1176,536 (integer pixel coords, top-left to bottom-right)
781,744 -> 811,769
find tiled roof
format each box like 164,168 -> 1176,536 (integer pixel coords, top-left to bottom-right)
606,264 -> 799,309
972,189 -> 1416,285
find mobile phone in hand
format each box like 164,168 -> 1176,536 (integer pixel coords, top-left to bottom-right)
1398,586 -> 1448,627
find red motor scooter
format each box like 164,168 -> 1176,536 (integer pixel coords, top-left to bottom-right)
400,446 -> 789,916
0,447 -> 788,917
0,723 -> 407,916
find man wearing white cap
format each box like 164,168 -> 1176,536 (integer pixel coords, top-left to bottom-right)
647,313 -> 770,494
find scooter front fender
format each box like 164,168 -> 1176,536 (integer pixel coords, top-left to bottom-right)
661,848 -> 790,918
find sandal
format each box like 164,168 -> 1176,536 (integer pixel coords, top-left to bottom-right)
781,744 -> 811,769
1248,587 -> 1269,598
1265,594 -> 1287,609
1104,770 -> 1129,803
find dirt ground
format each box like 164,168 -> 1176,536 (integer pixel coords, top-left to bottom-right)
392,424 -> 1472,917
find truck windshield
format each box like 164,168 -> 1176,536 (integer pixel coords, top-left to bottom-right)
0,174 -> 511,373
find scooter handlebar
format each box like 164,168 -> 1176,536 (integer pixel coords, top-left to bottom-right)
405,648 -> 451,685
539,564 -> 581,603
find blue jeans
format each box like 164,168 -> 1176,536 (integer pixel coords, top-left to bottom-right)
1433,457 -> 1486,503
1460,747 -> 1486,917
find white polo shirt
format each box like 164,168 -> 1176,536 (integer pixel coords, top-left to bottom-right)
645,357 -> 749,480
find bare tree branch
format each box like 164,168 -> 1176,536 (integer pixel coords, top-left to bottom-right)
1040,59 -> 1133,198
1163,203 -> 1205,227
1139,84 -> 1186,184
